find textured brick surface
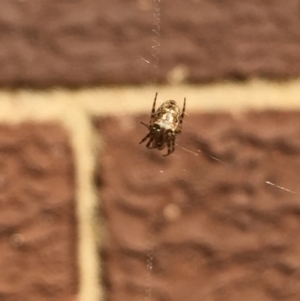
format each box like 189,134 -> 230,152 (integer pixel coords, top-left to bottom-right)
0,124 -> 78,301
97,111 -> 300,301
1,0 -> 300,86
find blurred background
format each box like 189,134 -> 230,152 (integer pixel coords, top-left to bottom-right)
1,1 -> 300,301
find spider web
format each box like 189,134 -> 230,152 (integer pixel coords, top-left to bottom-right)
140,105 -> 297,301
144,1 -> 161,299
136,2 -> 298,301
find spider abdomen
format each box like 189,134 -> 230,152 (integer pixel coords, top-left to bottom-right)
155,102 -> 180,131
139,93 -> 186,156
155,118 -> 177,132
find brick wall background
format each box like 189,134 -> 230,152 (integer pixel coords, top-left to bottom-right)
1,0 -> 300,87
1,1 -> 300,301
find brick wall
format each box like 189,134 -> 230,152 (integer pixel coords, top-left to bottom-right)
0,1 -> 300,301
1,0 -> 300,87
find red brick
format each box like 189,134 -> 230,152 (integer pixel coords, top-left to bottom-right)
97,112 -> 300,301
1,0 -> 300,86
0,123 -> 78,301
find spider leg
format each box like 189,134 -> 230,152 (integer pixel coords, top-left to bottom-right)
163,143 -> 172,156
139,132 -> 151,144
175,97 -> 186,134
140,122 -> 149,128
139,93 -> 157,132
171,135 -> 175,154
157,144 -> 166,150
146,136 -> 155,148
149,92 -> 158,125
163,132 -> 173,156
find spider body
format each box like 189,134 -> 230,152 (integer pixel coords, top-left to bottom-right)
139,93 -> 186,156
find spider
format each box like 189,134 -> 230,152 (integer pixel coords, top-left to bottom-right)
139,92 -> 186,156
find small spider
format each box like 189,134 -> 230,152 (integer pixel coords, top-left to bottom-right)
139,92 -> 186,156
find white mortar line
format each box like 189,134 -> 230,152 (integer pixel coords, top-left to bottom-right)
75,79 -> 300,115
0,79 -> 299,301
0,93 -> 102,301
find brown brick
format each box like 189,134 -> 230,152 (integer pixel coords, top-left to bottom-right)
0,123 -> 78,301
97,112 -> 300,301
1,0 -> 300,86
